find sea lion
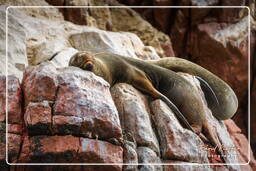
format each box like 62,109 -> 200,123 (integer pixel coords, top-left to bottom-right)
69,51 -> 226,157
148,57 -> 238,121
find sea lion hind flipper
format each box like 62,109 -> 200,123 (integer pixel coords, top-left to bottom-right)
159,94 -> 195,133
195,76 -> 220,106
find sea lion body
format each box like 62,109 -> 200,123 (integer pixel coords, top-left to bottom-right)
148,57 -> 238,120
69,52 -> 207,132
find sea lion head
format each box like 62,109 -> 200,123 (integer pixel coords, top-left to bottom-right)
69,51 -> 95,71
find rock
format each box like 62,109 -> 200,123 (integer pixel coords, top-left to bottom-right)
111,83 -> 160,155
0,75 -> 6,122
69,28 -> 160,60
18,135 -> 80,163
217,0 -> 247,23
22,62 -> 58,106
0,7 -> 28,80
137,147 -> 162,171
78,137 -> 123,166
170,10 -> 189,57
150,100 -> 208,163
7,76 -> 22,124
5,0 -> 64,20
24,101 -> 52,135
52,115 -> 83,136
54,67 -> 122,141
0,122 -> 5,163
18,135 -> 123,168
224,119 -> 256,171
7,133 -> 22,163
47,0 -> 174,57
51,47 -> 79,68
0,75 -> 23,164
28,37 -> 70,65
123,141 -> 138,171
8,124 -> 22,135
109,0 -> 173,57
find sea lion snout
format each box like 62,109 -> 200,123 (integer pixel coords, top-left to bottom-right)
84,61 -> 94,71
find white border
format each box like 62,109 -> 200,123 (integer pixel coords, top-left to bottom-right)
5,6 -> 251,166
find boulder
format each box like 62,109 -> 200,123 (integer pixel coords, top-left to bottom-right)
150,100 -> 208,163
69,28 -> 160,60
137,146 -> 162,171
111,83 -> 160,155
18,135 -> 123,169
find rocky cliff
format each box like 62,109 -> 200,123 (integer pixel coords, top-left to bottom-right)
0,0 -> 255,170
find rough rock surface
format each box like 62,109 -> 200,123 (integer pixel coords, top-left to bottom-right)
0,0 -> 254,170
46,0 -> 175,57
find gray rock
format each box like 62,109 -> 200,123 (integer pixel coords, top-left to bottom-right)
69,28 -> 160,60
0,7 -> 28,80
51,47 -> 78,68
137,146 -> 162,171
111,83 -> 160,155
150,100 -> 208,163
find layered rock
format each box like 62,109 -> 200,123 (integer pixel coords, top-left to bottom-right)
0,0 -> 254,170
0,62 -> 254,170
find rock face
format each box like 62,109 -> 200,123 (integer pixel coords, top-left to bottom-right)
2,63 -> 254,170
0,0 -> 254,170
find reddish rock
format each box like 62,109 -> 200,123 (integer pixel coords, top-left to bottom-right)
152,0 -> 174,33
7,75 -> 22,124
18,135 -> 80,163
18,135 -> 123,169
52,115 -> 82,136
0,75 -> 6,122
170,10 -> 189,57
24,101 -> 52,135
8,133 -> 22,163
8,124 -> 22,135
78,138 -> 123,166
160,41 -> 175,57
217,1 -> 247,23
224,119 -> 256,170
22,63 -> 58,106
0,139 -> 5,163
54,68 -> 122,141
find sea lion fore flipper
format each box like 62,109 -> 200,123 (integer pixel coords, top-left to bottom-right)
128,68 -> 195,133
